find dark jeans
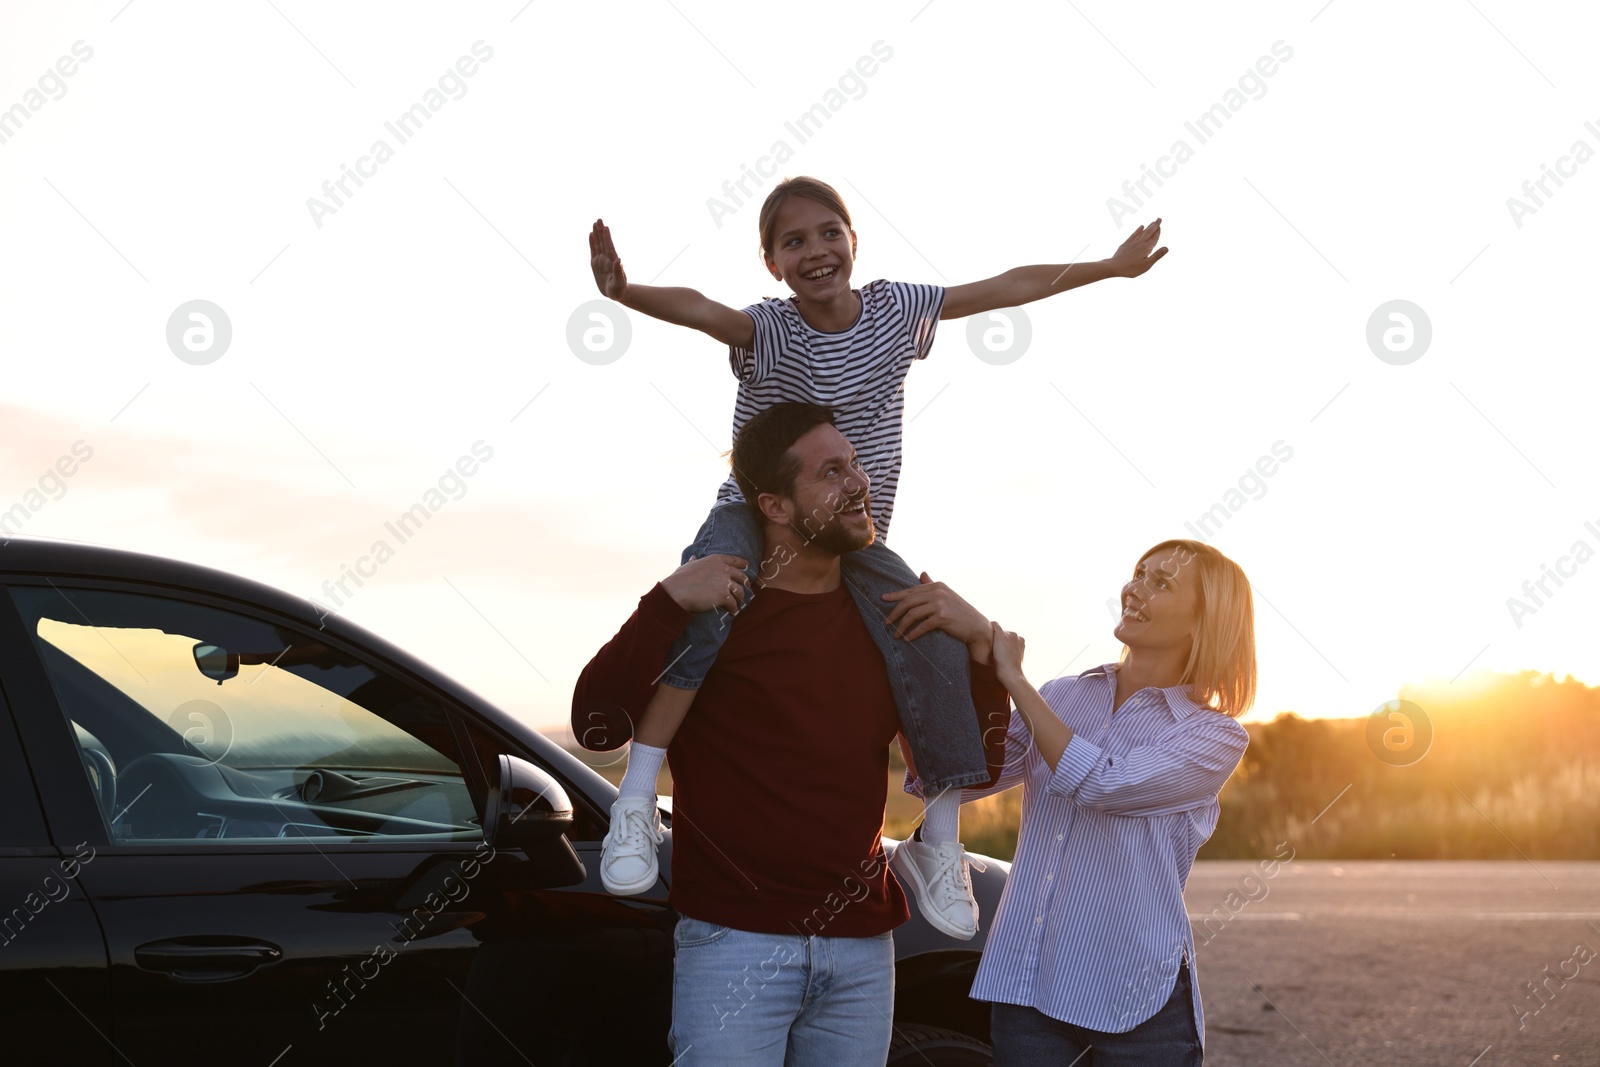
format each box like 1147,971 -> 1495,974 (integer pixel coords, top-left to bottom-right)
661,501 -> 992,792
989,964 -> 1203,1066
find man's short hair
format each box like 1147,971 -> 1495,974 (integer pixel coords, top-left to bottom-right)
730,403 -> 836,512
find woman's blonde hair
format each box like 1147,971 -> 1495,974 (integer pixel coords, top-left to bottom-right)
1120,539 -> 1256,717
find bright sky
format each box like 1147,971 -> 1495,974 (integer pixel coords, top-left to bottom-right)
2,1 -> 1596,740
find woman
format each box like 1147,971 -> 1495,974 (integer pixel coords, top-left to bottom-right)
907,538 -> 1255,1064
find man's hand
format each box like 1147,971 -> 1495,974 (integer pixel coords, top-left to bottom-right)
589,219 -> 628,300
662,554 -> 750,615
1108,218 -> 1168,278
881,573 -> 992,655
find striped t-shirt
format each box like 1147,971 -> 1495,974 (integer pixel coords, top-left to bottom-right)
714,279 -> 945,538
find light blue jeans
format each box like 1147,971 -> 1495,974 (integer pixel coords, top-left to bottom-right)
661,501 -> 990,792
667,915 -> 894,1066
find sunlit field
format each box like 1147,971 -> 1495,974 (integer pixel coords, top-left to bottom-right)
576,670 -> 1600,862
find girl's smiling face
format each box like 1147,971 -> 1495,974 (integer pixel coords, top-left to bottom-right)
762,194 -> 856,301
1114,547 -> 1203,653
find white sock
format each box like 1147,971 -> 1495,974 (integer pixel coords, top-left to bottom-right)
920,789 -> 961,846
618,743 -> 667,802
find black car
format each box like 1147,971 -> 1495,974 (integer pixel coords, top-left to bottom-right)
0,535 -> 1005,1064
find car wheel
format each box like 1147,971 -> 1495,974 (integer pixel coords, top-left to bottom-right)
887,1024 -> 993,1066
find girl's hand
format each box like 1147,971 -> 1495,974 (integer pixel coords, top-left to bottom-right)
990,621 -> 1027,686
589,219 -> 628,299
1109,218 -> 1168,278
662,554 -> 751,615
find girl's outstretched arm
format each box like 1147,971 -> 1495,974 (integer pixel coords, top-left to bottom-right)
589,219 -> 756,348
939,219 -> 1168,320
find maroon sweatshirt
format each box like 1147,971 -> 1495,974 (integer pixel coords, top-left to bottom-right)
572,581 -> 1008,937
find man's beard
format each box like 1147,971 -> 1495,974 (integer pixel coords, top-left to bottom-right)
797,496 -> 876,555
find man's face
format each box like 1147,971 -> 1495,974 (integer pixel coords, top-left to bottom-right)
777,423 -> 874,555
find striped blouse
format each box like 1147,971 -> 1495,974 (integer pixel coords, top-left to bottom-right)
924,663 -> 1249,1041
714,279 -> 944,538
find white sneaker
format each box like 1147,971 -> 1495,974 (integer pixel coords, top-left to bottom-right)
601,796 -> 663,895
890,838 -> 985,940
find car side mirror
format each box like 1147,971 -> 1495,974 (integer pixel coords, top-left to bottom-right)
485,755 -> 573,844
483,755 -> 585,887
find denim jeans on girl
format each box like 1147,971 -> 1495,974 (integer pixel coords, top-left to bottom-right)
660,501 -> 991,793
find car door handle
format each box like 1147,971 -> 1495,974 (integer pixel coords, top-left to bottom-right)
135,937 -> 284,982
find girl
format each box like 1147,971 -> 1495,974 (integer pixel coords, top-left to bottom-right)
920,539 -> 1255,1062
587,177 -> 1167,939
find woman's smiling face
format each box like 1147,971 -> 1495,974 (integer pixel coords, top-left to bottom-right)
1114,546 -> 1203,652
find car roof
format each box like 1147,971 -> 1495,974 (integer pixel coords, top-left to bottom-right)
3,533 -> 312,601
0,534 -> 376,638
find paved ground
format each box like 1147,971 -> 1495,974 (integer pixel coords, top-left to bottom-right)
1186,861 -> 1600,1065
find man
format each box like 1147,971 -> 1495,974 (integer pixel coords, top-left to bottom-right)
571,402 -> 1007,1065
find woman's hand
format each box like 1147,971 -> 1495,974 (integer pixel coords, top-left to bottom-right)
990,621 -> 1027,688
992,621 -> 1073,770
662,554 -> 750,615
881,573 -> 992,655
589,219 -> 628,300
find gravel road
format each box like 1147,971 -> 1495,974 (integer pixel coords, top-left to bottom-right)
1186,861 -> 1600,1065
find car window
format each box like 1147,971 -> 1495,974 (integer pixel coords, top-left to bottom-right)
8,585 -> 481,846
